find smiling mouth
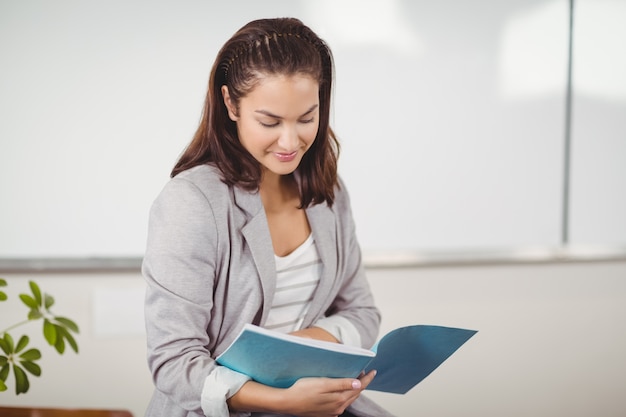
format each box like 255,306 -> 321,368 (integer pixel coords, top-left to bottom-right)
273,151 -> 298,162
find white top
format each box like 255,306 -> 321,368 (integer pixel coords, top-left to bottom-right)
265,234 -> 321,333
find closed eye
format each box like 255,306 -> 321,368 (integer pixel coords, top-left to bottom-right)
259,117 -> 315,128
259,120 -> 279,128
255,104 -> 318,128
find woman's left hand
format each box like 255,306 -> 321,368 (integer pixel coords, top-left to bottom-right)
290,326 -> 339,343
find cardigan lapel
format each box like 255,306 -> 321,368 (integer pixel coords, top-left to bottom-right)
304,201 -> 338,324
234,186 -> 276,324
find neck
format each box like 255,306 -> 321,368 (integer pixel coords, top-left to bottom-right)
259,172 -> 300,212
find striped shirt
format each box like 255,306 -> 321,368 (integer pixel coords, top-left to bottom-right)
265,234 -> 322,333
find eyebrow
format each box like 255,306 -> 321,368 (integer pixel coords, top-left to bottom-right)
254,104 -> 318,119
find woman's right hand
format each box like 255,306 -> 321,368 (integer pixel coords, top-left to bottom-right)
227,370 -> 377,417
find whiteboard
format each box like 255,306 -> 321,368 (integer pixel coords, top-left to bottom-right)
569,0 -> 626,246
0,0 -> 621,260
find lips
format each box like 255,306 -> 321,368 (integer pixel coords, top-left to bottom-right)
273,151 -> 298,162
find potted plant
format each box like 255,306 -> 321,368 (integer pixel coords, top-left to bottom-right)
0,278 -> 80,394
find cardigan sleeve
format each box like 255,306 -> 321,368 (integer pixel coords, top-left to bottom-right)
323,178 -> 382,349
143,176 -> 228,414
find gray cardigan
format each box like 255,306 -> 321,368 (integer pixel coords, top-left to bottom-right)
143,164 -> 393,417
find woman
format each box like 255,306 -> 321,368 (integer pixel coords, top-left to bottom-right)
143,17 -> 393,417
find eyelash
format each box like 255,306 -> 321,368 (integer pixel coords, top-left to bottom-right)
259,118 -> 315,128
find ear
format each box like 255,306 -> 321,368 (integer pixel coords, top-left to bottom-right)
221,85 -> 238,121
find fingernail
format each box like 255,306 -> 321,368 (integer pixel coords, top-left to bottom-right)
352,379 -> 362,389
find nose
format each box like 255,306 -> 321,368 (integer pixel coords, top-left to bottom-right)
277,124 -> 299,151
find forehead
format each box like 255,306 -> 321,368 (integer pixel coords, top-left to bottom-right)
241,73 -> 319,113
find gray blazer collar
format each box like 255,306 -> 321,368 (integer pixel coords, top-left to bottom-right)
304,202 -> 338,325
234,186 -> 275,323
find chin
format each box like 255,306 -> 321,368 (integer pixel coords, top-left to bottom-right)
265,160 -> 303,176
272,166 -> 299,176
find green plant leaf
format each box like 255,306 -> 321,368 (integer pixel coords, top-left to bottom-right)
19,294 -> 38,309
0,338 -> 10,355
56,326 -> 79,353
55,316 -> 80,334
44,294 -> 55,309
0,356 -> 7,366
0,377 -> 6,392
54,332 -> 66,354
0,279 -> 7,299
19,348 -> 41,361
13,363 -> 30,395
29,281 -> 42,307
0,363 -> 10,381
15,335 -> 29,353
28,309 -> 43,320
43,319 -> 57,346
20,360 -> 42,377
0,280 -> 6,300
3,333 -> 15,353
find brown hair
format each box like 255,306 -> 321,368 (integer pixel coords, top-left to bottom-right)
172,17 -> 340,207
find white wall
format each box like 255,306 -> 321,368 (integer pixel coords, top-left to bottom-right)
2,260 -> 625,417
2,0 -> 624,259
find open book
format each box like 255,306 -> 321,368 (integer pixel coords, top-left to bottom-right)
216,323 -> 477,394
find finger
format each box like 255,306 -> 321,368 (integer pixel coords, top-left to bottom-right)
332,370 -> 377,392
357,369 -> 377,389
325,377 -> 366,392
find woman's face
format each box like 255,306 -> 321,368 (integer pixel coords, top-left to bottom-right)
222,74 -> 320,179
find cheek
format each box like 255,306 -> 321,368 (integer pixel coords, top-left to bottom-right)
238,121 -> 273,150
301,124 -> 319,146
